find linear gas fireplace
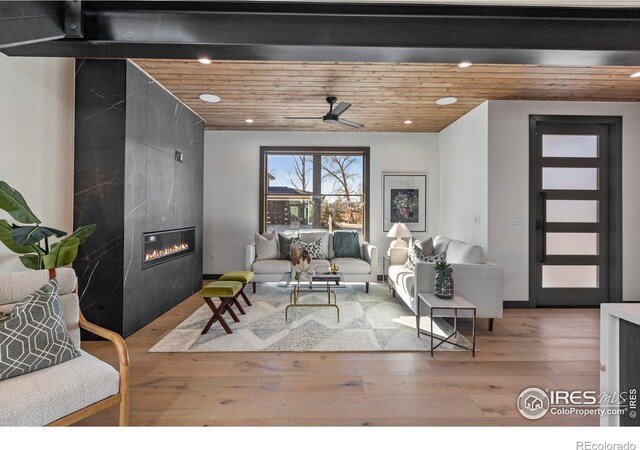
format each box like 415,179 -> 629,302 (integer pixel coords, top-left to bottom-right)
142,227 -> 196,269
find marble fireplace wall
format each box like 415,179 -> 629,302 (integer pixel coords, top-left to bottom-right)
74,60 -> 204,338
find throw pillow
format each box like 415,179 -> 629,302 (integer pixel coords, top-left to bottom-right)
404,242 -> 445,271
0,279 -> 80,381
278,233 -> 299,260
298,238 -> 325,260
255,230 -> 279,260
333,230 -> 361,258
416,237 -> 434,256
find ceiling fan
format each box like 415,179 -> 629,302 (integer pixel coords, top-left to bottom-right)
284,96 -> 364,128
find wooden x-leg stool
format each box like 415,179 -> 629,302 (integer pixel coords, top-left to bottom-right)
199,281 -> 243,335
219,271 -> 255,307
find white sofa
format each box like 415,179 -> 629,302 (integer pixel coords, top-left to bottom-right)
0,268 -> 129,426
245,230 -> 378,292
388,235 -> 503,330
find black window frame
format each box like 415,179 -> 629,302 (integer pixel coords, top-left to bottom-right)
259,146 -> 370,241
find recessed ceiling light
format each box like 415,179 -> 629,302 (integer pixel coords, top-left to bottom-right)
198,58 -> 212,65
436,97 -> 458,106
199,93 -> 221,103
630,71 -> 640,78
458,61 -> 473,68
403,120 -> 413,125
245,119 -> 254,124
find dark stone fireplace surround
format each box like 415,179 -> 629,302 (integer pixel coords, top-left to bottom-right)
73,60 -> 204,339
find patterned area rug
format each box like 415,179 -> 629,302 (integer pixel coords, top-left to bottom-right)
149,283 -> 474,352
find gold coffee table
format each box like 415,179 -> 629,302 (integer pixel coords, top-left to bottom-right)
282,271 -> 343,321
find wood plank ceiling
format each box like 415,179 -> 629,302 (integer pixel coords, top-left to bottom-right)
134,59 -> 640,132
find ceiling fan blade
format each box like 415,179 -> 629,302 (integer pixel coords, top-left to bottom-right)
284,116 -> 323,120
338,118 -> 363,128
332,102 -> 351,116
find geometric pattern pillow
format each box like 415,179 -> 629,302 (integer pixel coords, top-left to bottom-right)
404,242 -> 445,271
0,279 -> 80,381
297,238 -> 325,260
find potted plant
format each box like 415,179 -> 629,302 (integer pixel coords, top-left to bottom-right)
0,181 -> 96,270
434,259 -> 454,299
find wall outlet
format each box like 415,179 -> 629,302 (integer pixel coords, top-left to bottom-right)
209,254 -> 216,262
472,215 -> 481,225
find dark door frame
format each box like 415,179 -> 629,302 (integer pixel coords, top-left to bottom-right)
528,115 -> 623,308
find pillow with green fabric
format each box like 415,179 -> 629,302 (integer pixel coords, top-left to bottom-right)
278,233 -> 299,260
333,230 -> 361,258
0,278 -> 80,381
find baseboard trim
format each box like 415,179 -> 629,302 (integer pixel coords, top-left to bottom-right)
504,301 -> 532,309
203,274 -> 222,280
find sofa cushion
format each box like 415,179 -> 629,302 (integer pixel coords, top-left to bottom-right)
389,265 -> 416,298
330,257 -> 371,274
255,230 -> 279,261
277,233 -> 299,260
252,259 -> 292,274
433,235 -> 452,256
0,350 -> 119,426
404,241 -> 444,271
299,231 -> 329,259
309,259 -> 331,272
333,230 -> 361,258
1,279 -> 80,381
446,240 -> 485,264
297,238 -> 325,260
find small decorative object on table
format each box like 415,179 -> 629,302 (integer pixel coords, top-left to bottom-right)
331,263 -> 339,274
434,259 -> 454,299
290,243 -> 312,280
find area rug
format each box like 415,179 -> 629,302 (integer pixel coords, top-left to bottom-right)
149,283 -> 474,352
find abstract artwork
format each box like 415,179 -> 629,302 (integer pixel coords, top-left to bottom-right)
383,173 -> 427,232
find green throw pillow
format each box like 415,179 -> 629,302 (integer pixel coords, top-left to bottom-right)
278,233 -> 299,260
0,278 -> 80,381
333,231 -> 361,258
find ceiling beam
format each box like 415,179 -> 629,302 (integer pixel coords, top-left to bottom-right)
2,1 -> 640,65
0,1 -> 66,49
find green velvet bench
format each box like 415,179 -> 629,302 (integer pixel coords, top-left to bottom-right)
199,281 -> 243,334
218,271 -> 255,306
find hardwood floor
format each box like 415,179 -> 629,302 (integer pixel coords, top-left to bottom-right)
76,284 -> 600,426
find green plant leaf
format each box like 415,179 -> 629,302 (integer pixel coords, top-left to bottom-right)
10,225 -> 67,246
0,220 -> 35,254
43,238 -> 80,269
0,181 -> 40,224
19,254 -> 43,270
67,224 -> 97,245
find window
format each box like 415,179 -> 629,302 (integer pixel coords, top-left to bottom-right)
260,147 -> 369,240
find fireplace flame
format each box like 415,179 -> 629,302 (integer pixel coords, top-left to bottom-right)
144,243 -> 190,262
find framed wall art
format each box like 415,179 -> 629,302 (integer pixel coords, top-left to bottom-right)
382,173 -> 427,232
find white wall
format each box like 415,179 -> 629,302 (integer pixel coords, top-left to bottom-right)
0,55 -> 75,273
438,102 -> 489,251
487,100 -> 640,302
204,131 -> 439,274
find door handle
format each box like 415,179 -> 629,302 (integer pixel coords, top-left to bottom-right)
538,192 -> 546,263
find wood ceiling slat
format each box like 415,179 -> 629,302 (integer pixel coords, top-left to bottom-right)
134,59 -> 640,132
